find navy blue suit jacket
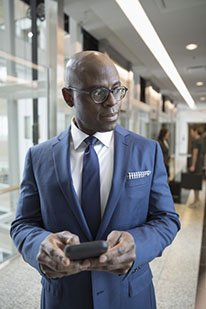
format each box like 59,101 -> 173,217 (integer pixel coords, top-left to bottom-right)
10,125 -> 180,309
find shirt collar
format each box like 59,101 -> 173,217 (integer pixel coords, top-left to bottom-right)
71,117 -> 113,150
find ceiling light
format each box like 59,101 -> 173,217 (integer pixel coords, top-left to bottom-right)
196,81 -> 204,86
185,43 -> 198,50
200,97 -> 206,101
28,32 -> 33,38
115,0 -> 197,109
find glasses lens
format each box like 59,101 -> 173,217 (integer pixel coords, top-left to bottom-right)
91,88 -> 109,103
113,87 -> 127,101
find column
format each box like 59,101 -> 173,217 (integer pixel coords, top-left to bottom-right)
45,0 -> 65,138
3,0 -> 20,194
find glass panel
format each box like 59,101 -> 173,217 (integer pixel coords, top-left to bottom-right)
0,54 -> 48,264
130,107 -> 150,137
0,0 -> 4,30
0,0 -> 48,264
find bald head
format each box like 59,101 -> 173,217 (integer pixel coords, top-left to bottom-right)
62,50 -> 123,134
65,50 -> 119,88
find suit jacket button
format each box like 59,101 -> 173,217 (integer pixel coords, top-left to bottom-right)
97,290 -> 104,295
132,266 -> 141,273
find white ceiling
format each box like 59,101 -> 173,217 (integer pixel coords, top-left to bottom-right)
64,0 -> 206,108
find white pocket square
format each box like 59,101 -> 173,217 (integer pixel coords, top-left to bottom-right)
127,170 -> 151,180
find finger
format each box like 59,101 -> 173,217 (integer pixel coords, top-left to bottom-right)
87,252 -> 132,270
41,257 -> 87,277
38,250 -> 68,272
99,233 -> 135,263
79,259 -> 91,271
97,231 -> 122,263
106,231 -> 122,249
99,240 -> 127,263
41,264 -> 69,276
58,231 -> 80,245
40,240 -> 70,266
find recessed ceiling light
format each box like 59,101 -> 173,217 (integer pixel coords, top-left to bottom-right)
185,43 -> 198,50
196,81 -> 204,86
200,97 -> 206,101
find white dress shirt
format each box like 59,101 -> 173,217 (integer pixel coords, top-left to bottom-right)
70,119 -> 114,217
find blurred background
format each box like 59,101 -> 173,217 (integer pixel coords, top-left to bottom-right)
0,1 -> 205,308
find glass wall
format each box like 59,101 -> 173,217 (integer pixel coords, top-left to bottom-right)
0,0 -> 48,263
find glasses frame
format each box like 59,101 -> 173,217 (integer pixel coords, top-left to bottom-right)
67,85 -> 128,104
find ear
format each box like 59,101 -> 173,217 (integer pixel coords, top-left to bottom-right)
62,88 -> 74,107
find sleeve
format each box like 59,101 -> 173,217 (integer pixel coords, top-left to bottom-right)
127,141 -> 180,274
10,148 -> 51,273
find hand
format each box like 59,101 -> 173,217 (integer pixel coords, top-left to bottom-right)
189,165 -> 195,172
37,231 -> 90,278
87,231 -> 136,275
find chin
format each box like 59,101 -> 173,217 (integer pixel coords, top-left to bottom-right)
99,123 -> 117,132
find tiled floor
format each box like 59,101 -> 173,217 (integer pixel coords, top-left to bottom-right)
0,255 -> 41,309
151,182 -> 206,309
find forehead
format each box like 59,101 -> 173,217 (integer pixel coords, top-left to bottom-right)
74,57 -> 120,88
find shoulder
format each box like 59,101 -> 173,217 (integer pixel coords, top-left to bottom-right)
115,125 -> 157,149
30,127 -> 70,155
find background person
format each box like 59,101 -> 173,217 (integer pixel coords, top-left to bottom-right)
158,128 -> 170,179
201,126 -> 206,177
10,51 -> 180,309
188,125 -> 203,208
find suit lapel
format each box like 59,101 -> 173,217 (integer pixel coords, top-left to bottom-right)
52,127 -> 93,240
97,126 -> 130,239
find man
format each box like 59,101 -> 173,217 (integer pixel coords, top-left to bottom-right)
10,51 -> 180,309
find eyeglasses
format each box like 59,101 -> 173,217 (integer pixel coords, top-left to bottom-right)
67,85 -> 128,104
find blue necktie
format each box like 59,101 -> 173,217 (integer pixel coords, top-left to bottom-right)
81,136 -> 101,238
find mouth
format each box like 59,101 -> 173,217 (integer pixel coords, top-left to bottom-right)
100,112 -> 118,122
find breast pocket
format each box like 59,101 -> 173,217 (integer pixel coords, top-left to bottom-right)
126,176 -> 151,187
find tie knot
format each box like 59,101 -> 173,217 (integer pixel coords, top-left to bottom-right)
84,136 -> 98,146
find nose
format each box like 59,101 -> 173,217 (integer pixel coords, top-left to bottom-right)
102,92 -> 116,107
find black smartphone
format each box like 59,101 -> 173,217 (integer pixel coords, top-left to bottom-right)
64,240 -> 108,260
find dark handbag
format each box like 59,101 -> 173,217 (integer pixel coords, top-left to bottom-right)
181,172 -> 202,190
